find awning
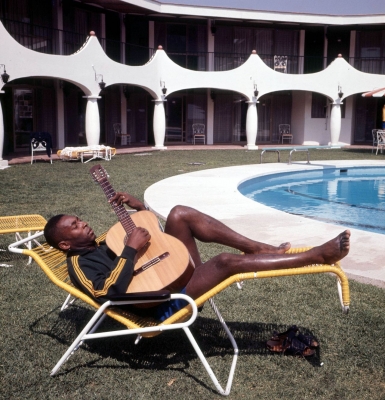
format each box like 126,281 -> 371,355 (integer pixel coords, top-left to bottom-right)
362,87 -> 385,97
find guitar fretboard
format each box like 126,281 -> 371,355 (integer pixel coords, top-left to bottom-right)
98,178 -> 136,236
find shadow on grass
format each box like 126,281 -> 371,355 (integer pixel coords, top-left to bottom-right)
29,304 -> 322,381
0,236 -> 25,266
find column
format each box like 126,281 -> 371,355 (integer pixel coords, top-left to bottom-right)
0,91 -> 8,167
349,30 -> 356,64
56,82 -> 65,149
84,96 -> 101,146
207,19 -> 215,71
206,89 -> 214,145
330,103 -> 342,146
100,14 -> 106,51
245,101 -> 258,150
323,26 -> 328,70
120,14 -> 126,64
54,0 -> 64,55
153,100 -> 167,149
120,87 -> 127,145
298,30 -> 305,74
149,21 -> 155,57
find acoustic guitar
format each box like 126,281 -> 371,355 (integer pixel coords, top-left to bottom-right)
90,164 -> 194,294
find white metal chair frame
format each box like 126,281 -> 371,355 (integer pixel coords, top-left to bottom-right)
113,123 -> 131,146
31,137 -> 52,164
8,232 -> 239,396
372,129 -> 379,153
192,123 -> 206,144
376,130 -> 385,155
0,214 -> 47,266
279,124 -> 293,144
274,55 -> 288,74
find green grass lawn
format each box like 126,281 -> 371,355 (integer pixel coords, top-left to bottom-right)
1,148 -> 385,399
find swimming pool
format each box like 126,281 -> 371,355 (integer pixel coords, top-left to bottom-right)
238,166 -> 385,235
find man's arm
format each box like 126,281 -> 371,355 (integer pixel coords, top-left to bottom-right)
67,246 -> 137,299
109,192 -> 146,211
68,228 -> 150,299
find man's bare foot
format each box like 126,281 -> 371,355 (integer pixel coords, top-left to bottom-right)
313,230 -> 350,265
248,242 -> 291,255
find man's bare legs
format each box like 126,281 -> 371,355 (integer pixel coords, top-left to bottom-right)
185,230 -> 350,300
165,205 -> 291,266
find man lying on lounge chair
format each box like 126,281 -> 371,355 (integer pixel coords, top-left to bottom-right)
43,192 -> 350,321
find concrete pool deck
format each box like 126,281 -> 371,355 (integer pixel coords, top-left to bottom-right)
145,159 -> 385,288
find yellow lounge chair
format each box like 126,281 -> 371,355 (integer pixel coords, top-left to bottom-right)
9,231 -> 350,396
57,146 -> 116,163
0,214 -> 47,265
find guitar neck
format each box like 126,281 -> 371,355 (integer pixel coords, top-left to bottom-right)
98,179 -> 136,235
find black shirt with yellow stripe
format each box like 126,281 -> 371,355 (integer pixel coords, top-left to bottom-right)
66,241 -> 137,301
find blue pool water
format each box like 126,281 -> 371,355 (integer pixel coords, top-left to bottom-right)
238,167 -> 385,235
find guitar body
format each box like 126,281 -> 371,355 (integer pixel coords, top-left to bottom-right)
106,210 -> 194,293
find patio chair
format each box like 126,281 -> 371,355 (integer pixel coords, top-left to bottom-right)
113,123 -> 131,146
30,132 -> 53,164
376,130 -> 385,155
192,123 -> 206,144
372,129 -> 379,153
279,124 -> 293,144
0,214 -> 47,265
9,231 -> 350,396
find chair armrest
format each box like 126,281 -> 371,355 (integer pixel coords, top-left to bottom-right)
108,290 -> 171,302
8,231 -> 46,253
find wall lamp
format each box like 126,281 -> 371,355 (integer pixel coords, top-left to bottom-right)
253,82 -> 259,98
93,65 -> 106,90
0,64 -> 9,83
338,85 -> 343,99
210,90 -> 216,101
161,81 -> 167,95
98,78 -> 106,90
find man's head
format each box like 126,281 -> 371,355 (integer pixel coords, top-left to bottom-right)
44,214 -> 96,251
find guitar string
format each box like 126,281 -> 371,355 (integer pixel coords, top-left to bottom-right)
142,257 -> 160,269
99,180 -> 137,235
93,169 -> 173,276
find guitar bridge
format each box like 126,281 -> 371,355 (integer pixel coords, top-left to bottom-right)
133,252 -> 170,276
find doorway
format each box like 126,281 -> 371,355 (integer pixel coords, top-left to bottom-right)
354,94 -> 385,143
165,90 -> 207,143
165,95 -> 184,143
14,88 -> 34,150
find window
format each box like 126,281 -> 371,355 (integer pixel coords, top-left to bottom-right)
311,93 -> 327,118
154,21 -> 207,70
214,25 -> 299,72
311,93 -> 345,119
355,29 -> 385,74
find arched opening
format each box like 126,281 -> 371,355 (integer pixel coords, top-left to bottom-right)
1,77 -> 56,153
164,89 -> 207,144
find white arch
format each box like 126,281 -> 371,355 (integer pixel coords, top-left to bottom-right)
1,20 -> 385,157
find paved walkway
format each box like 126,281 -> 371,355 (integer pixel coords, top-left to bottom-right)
3,144 -> 245,165
145,159 -> 385,288
2,143 -> 376,166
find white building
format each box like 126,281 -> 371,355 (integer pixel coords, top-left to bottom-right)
0,0 -> 385,165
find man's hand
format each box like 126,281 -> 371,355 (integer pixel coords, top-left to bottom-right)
125,227 -> 151,251
109,192 -> 146,211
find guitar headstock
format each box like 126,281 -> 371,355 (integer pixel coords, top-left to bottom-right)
89,164 -> 109,185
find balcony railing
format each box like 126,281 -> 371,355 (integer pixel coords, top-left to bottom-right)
2,18 -> 385,75
350,56 -> 385,75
